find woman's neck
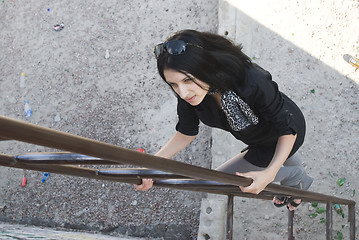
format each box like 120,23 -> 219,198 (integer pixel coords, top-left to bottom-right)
211,93 -> 222,109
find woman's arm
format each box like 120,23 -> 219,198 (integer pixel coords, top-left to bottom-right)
155,131 -> 197,158
134,131 -> 196,191
237,134 -> 297,194
266,134 -> 297,175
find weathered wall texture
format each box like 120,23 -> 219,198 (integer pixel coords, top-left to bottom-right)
0,1 -> 217,239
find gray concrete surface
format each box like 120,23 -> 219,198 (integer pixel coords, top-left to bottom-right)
0,222 -> 147,240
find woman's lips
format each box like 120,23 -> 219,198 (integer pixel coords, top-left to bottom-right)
185,96 -> 195,103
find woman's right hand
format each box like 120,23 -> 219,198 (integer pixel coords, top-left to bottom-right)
133,132 -> 195,192
134,179 -> 154,191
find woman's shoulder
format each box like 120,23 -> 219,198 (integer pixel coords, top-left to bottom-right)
234,63 -> 273,97
246,63 -> 272,85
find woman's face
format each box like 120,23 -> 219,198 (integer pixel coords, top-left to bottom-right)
164,68 -> 209,106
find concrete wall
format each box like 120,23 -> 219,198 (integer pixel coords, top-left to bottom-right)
198,1 -> 359,239
0,1 -> 217,239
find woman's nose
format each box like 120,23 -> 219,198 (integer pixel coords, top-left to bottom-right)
178,84 -> 190,98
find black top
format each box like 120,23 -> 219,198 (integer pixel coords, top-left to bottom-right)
175,64 -> 306,167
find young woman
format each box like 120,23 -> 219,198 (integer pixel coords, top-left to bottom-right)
135,30 -> 313,211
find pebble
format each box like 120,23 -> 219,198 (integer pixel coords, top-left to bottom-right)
54,113 -> 61,122
131,200 -> 138,206
75,209 -> 87,217
7,96 -> 16,104
105,50 -> 110,59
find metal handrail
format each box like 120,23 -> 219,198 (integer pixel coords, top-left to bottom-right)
0,115 -> 356,239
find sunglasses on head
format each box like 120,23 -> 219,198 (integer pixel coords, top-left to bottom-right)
154,40 -> 202,59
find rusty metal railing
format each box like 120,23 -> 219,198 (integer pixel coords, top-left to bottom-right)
0,115 -> 356,239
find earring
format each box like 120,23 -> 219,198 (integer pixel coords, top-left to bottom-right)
207,87 -> 219,95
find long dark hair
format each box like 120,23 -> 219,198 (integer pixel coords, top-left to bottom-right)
156,30 -> 252,93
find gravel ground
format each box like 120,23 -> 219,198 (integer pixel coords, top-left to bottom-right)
0,0 -> 217,239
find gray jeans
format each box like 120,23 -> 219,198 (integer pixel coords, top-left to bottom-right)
215,151 -> 313,190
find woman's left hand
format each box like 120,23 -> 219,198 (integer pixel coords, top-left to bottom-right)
235,170 -> 275,194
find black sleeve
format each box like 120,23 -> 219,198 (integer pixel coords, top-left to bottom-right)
175,97 -> 199,136
251,72 -> 298,136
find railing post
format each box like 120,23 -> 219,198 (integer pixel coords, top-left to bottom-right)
288,209 -> 294,240
326,202 -> 333,240
226,194 -> 234,240
348,204 -> 356,240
